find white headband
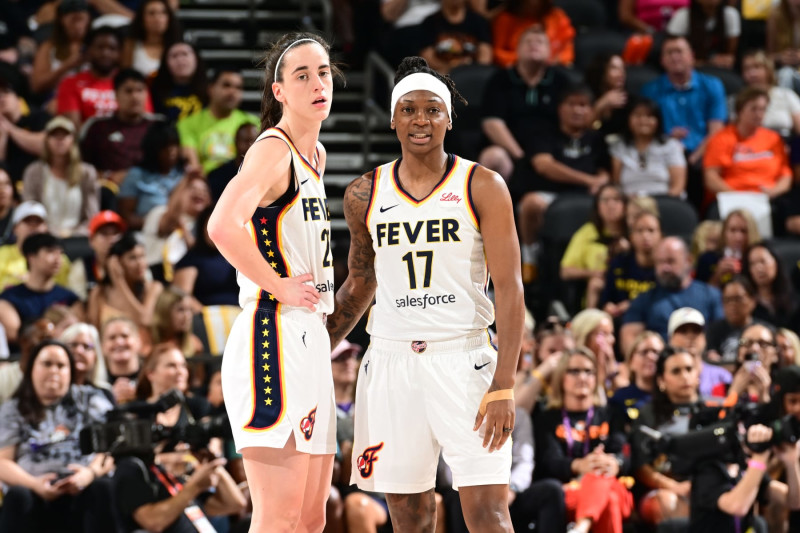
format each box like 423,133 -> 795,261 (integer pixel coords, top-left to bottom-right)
274,38 -> 320,81
390,72 -> 452,123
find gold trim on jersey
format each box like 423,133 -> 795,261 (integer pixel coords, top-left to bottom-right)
391,156 -> 460,206
463,162 -> 480,231
364,165 -> 384,228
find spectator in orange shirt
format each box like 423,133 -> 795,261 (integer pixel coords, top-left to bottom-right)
703,87 -> 792,199
492,0 -> 575,66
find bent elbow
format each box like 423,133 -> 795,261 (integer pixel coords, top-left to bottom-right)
206,213 -> 229,246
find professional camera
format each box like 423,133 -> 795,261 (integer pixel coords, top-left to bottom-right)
79,389 -> 232,460
637,402 -> 800,472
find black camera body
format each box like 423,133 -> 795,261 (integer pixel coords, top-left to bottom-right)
79,389 -> 231,460
639,402 -> 800,472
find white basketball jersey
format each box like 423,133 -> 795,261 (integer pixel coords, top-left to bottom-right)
237,127 -> 334,314
365,155 -> 494,341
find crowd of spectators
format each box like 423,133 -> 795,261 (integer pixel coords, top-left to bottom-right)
1,0 -> 800,531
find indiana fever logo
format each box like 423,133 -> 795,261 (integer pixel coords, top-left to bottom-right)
357,443 -> 384,478
300,407 -> 317,441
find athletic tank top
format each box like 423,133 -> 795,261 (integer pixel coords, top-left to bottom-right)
365,154 -> 494,341
237,127 -> 334,314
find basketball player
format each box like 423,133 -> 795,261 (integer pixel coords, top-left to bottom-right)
327,57 -> 524,532
207,33 -> 341,532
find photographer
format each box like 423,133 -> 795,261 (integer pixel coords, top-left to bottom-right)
765,366 -> 800,531
112,342 -> 246,532
689,424 -> 800,533
115,453 -> 246,533
0,340 -> 117,532
631,346 -> 702,527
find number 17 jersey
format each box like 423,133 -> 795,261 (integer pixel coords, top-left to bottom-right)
364,154 -> 494,341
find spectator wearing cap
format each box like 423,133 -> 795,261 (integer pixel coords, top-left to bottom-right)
0,201 -> 72,291
68,210 -> 126,300
22,116 -> 99,238
55,26 -> 125,129
667,306 -> 731,398
621,237 -> 723,355
80,68 -> 160,193
0,232 -> 82,343
30,0 -> 90,97
0,61 -> 50,185
0,163 -> 13,245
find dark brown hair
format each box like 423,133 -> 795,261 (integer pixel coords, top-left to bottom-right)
14,341 -> 77,426
258,32 -> 343,131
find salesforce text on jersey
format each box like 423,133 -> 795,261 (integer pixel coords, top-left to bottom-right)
395,293 -> 457,309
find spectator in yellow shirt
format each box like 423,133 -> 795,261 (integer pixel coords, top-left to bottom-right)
0,201 -> 72,291
561,184 -> 628,308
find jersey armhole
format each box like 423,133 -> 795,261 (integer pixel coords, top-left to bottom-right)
364,167 -> 379,227
254,131 -> 298,208
465,163 -> 481,230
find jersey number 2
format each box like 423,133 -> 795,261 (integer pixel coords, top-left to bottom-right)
402,251 -> 432,289
321,229 -> 331,267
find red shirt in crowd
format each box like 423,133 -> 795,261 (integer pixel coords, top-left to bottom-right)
56,70 -> 153,122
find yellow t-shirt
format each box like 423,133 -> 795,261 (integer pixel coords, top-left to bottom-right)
560,222 -> 609,273
0,245 -> 72,291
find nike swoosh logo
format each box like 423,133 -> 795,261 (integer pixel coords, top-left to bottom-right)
379,204 -> 399,213
301,178 -> 310,185
474,362 -> 491,370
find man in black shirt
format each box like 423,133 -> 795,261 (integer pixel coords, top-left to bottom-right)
515,83 -> 609,282
690,424 -> 800,533
478,26 -> 570,183
115,454 -> 245,533
0,61 -> 49,185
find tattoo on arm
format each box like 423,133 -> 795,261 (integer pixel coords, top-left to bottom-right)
326,175 -> 378,347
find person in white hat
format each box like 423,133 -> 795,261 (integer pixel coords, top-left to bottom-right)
0,201 -> 72,290
667,306 -> 731,398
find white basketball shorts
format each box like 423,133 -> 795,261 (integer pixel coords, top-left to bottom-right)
221,303 -> 336,455
351,331 -> 512,493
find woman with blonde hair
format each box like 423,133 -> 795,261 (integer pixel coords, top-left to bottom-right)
22,116 -> 98,237
608,331 -> 663,431
738,50 -> 800,139
515,317 -> 575,413
59,322 -> 110,393
690,220 -> 722,262
777,328 -> 800,367
535,348 -> 633,533
150,286 -> 203,357
695,209 -> 760,287
571,308 -> 625,394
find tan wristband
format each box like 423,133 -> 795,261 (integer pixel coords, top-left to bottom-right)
479,389 -> 514,415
